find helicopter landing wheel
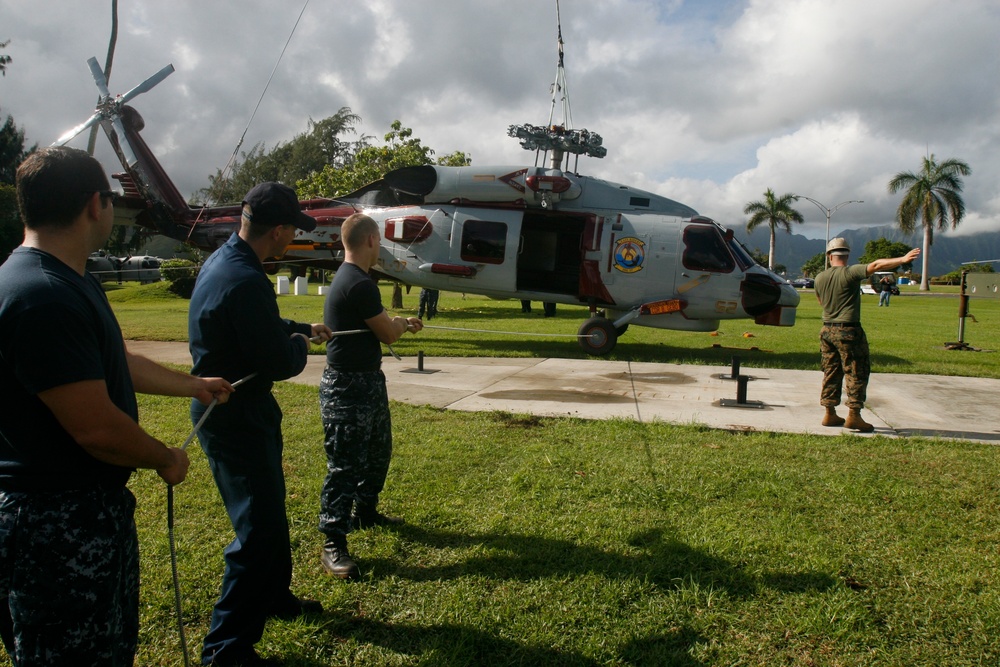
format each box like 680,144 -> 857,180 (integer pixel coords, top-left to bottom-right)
578,316 -> 618,356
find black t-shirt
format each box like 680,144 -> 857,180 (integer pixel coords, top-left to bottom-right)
324,263 -> 385,371
0,247 -> 135,491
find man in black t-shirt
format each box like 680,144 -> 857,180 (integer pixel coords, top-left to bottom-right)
0,147 -> 231,666
319,213 -> 422,579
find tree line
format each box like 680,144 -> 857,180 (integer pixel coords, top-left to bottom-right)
744,155 -> 973,289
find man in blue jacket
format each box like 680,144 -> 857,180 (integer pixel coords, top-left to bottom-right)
189,182 -> 331,666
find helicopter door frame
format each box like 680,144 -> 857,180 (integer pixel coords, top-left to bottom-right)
450,208 -> 522,291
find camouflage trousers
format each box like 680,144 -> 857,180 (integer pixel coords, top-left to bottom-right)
820,324 -> 871,410
0,486 -> 138,667
318,367 -> 393,538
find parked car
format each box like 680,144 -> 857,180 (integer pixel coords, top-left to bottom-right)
789,278 -> 814,289
118,255 -> 163,283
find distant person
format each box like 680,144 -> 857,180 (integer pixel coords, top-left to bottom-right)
814,238 -> 920,432
319,213 -> 422,579
878,274 -> 894,307
543,301 -> 556,317
0,146 -> 232,666
520,299 -> 532,313
418,288 -> 439,320
188,182 -> 332,666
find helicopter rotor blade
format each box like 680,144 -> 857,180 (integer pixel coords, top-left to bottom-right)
120,63 -> 174,104
52,111 -> 104,146
87,56 -> 111,100
110,116 -> 139,167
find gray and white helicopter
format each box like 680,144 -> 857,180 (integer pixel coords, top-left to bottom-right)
54,21 -> 799,356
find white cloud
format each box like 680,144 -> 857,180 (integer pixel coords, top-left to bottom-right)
2,0 -> 999,238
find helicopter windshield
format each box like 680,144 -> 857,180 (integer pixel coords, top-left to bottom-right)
682,225 -> 735,273
728,237 -> 756,271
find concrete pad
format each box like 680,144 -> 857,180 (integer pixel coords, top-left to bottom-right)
125,341 -> 1000,445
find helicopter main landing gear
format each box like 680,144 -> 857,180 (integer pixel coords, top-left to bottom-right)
578,316 -> 618,356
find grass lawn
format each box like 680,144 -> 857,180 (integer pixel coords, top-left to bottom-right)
108,280 -> 1000,379
91,388 -> 1000,664
2,281 -> 995,665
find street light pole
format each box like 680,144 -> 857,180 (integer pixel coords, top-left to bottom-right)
796,196 -> 864,269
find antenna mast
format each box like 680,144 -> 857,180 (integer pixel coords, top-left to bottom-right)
507,0 -> 606,172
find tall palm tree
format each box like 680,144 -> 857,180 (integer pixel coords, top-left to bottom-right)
888,154 -> 971,291
743,189 -> 803,272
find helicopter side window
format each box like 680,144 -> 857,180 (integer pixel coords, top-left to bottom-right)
682,226 -> 735,273
461,219 -> 507,265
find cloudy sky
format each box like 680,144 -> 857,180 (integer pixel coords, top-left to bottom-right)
3,0 -> 999,240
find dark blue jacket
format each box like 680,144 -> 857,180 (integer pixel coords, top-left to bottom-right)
189,233 -> 311,391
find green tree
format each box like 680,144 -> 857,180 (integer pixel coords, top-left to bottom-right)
1,108 -> 36,185
1,39 -> 11,77
0,182 -> 21,262
857,238 -> 914,268
743,189 -> 803,272
0,106 -> 32,263
747,247 -> 785,274
801,252 -> 826,278
887,154 -> 971,291
198,107 -> 361,204
297,120 -> 470,198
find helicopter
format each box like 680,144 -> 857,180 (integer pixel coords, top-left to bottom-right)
53,38 -> 800,356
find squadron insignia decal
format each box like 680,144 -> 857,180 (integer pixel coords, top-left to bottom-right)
613,237 -> 645,273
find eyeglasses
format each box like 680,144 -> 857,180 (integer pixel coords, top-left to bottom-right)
97,190 -> 118,205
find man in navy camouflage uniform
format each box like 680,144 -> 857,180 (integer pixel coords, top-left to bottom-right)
0,147 -> 231,666
814,237 -> 920,432
319,213 -> 422,579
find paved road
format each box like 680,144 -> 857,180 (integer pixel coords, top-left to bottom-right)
128,341 -> 1000,444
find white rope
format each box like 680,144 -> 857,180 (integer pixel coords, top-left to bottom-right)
422,324 -> 592,339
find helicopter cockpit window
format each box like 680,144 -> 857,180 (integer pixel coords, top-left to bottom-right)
682,226 -> 735,273
461,219 -> 507,264
728,237 -> 755,271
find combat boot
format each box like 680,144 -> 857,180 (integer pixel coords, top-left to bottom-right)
845,409 -> 874,433
321,537 -> 360,580
352,508 -> 404,529
822,407 -> 845,427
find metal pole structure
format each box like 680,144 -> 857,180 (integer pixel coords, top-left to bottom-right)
797,196 -> 864,269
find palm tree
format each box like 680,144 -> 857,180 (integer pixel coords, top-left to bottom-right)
888,154 -> 971,291
743,189 -> 803,272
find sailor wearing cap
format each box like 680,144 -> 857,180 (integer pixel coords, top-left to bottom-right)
813,237 -> 920,432
188,182 -> 332,666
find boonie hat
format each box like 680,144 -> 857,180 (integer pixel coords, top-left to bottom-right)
242,182 -> 316,232
826,237 -> 850,255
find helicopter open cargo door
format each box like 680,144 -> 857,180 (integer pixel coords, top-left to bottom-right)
516,210 -> 590,297
448,208 -> 522,291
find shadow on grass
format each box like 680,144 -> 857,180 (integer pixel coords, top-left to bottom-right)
302,616 -> 609,666
367,524 -> 836,599
281,614 -> 708,667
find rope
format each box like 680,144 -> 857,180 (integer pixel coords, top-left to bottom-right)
422,324 -> 593,339
168,371 -> 257,666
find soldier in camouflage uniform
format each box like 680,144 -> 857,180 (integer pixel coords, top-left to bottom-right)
0,147 -> 231,666
814,237 -> 920,432
319,213 -> 422,579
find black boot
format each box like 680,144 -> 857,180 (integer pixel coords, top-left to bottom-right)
321,537 -> 360,579
352,506 -> 404,529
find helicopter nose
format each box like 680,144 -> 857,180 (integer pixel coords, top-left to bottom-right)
740,272 -> 800,325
